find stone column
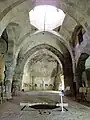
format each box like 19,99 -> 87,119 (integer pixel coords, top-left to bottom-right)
5,23 -> 21,99
13,71 -> 23,91
64,55 -> 74,95
4,40 -> 15,99
5,62 -> 15,99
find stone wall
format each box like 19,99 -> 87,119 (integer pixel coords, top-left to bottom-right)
22,59 -> 57,91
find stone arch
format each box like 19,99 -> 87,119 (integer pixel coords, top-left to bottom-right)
0,29 -> 8,54
0,0 -> 88,37
15,31 -> 69,57
15,44 -> 64,73
72,25 -> 84,47
14,44 -> 73,92
0,1 -> 87,79
4,22 -> 20,70
15,30 -> 75,75
23,50 -> 62,91
0,0 -> 88,96
25,49 -> 63,71
76,53 -> 89,88
0,0 -> 32,37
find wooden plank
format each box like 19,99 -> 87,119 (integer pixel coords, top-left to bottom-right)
56,103 -> 68,107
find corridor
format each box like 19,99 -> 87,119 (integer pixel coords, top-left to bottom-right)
1,0 -> 90,119
0,91 -> 90,120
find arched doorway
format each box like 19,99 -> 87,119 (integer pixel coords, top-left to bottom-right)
22,49 -> 64,91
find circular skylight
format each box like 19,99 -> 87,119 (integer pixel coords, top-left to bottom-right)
29,5 -> 65,30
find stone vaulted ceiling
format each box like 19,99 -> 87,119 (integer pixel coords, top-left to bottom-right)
0,0 -> 90,85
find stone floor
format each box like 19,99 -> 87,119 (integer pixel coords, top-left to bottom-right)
0,91 -> 90,120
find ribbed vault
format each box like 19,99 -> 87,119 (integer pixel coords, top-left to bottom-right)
0,0 -> 89,37
14,43 -> 73,91
15,44 -> 64,72
25,49 -> 62,70
0,0 -> 89,97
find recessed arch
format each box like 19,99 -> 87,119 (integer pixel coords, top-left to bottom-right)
15,30 -> 73,62
24,48 -> 63,71
76,53 -> 89,73
17,44 -> 64,69
22,48 -> 63,91
72,25 -> 85,47
14,43 -> 73,89
76,53 -> 89,87
14,30 -> 75,77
